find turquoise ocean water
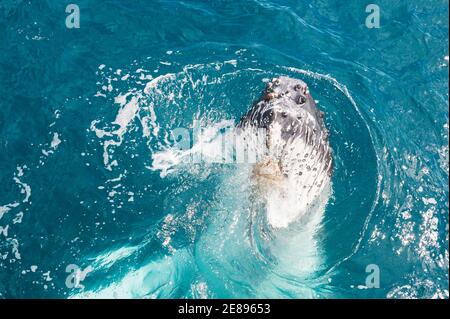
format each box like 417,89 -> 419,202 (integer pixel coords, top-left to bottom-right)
0,0 -> 448,298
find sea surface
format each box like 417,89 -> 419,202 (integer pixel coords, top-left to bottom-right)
0,0 -> 448,298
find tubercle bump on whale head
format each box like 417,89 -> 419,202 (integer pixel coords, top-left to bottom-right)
258,77 -> 326,132
238,77 -> 328,141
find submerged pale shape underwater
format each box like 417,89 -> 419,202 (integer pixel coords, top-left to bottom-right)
0,0 -> 448,298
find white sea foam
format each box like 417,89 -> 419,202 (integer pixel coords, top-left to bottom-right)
71,249 -> 191,299
13,166 -> 31,203
150,120 -> 235,177
50,133 -> 61,149
224,59 -> 237,67
0,225 -> 9,237
143,73 -> 175,94
91,72 -> 179,170
0,203 -> 19,220
91,245 -> 140,269
41,132 -> 62,156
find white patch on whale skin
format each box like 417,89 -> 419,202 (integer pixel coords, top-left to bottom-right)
241,112 -> 333,296
247,120 -> 332,228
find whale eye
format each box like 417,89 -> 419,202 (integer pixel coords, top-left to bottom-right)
298,96 -> 307,105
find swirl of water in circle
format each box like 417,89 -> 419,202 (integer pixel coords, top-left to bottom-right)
67,46 -> 383,298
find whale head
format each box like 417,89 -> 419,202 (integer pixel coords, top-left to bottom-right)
239,77 -> 330,155
238,77 -> 327,144
238,76 -> 333,227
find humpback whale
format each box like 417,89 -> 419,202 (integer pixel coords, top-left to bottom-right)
238,76 -> 333,227
70,77 -> 334,298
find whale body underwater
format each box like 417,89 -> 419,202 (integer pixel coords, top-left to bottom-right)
238,76 -> 333,228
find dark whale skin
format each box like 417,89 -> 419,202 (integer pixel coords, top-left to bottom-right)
238,76 -> 332,176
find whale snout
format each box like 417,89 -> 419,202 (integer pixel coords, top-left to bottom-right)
264,77 -> 310,105
256,77 -> 326,140
238,76 -> 331,153
239,77 -> 318,129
